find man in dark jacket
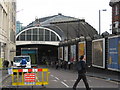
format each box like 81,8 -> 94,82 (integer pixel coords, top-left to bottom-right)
73,55 -> 91,90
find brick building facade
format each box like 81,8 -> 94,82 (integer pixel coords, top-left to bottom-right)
110,0 -> 120,34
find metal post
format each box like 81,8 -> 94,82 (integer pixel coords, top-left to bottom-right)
99,10 -> 101,35
99,9 -> 107,35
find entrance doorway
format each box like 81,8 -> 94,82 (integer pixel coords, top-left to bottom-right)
21,48 -> 38,64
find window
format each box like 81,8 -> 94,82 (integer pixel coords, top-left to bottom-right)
33,29 -> 37,35
16,28 -> 61,41
33,35 -> 37,41
26,30 -> 31,41
38,29 -> 44,41
20,35 -> 25,41
45,30 -> 50,41
57,36 -> 60,41
20,32 -> 25,41
115,5 -> 119,15
26,30 -> 31,35
27,35 -> 31,41
114,21 -> 119,28
51,32 -> 56,41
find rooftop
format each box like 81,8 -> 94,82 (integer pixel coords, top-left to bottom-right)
24,14 -> 98,40
109,0 -> 120,6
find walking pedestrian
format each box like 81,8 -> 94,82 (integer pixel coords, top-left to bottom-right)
68,61 -> 71,70
73,55 -> 91,90
56,62 -> 59,69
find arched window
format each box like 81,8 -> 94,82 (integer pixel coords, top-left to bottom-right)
16,27 -> 61,41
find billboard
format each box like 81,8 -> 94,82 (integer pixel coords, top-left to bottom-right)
58,47 -> 63,60
108,36 -> 120,71
64,46 -> 68,61
78,42 -> 86,59
70,45 -> 76,62
92,39 -> 105,68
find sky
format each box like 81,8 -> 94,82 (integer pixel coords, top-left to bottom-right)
16,0 -> 112,34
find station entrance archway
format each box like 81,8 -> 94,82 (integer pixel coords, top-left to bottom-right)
16,26 -> 62,65
16,44 -> 58,65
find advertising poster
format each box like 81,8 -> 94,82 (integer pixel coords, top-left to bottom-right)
108,36 -> 120,71
64,46 -> 68,61
78,42 -> 85,59
92,39 -> 105,68
70,45 -> 76,62
119,38 -> 120,67
58,47 -> 63,60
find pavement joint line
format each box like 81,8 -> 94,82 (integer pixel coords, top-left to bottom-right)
63,80 -> 76,82
87,74 -> 120,83
88,75 -> 120,84
61,81 -> 69,88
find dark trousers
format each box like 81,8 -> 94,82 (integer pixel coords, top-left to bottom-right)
73,73 -> 90,90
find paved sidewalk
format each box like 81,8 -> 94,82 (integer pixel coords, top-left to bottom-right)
0,69 -> 10,85
86,67 -> 120,82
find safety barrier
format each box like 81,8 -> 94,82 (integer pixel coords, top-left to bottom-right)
0,58 -> 3,69
12,68 -> 50,86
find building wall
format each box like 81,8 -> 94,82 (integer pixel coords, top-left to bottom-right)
0,1 -> 16,67
16,21 -> 23,34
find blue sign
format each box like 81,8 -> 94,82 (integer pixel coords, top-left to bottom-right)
108,36 -> 120,71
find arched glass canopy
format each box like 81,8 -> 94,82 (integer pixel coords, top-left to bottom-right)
16,27 -> 61,41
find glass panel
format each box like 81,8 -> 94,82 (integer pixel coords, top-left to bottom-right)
26,35 -> 31,41
38,29 -> 44,41
51,32 -> 56,41
39,35 -> 43,41
39,29 -> 43,34
26,30 -> 31,35
21,32 -> 25,35
20,35 -> 25,41
33,29 -> 37,35
57,36 -> 60,41
45,30 -> 50,41
33,35 -> 37,41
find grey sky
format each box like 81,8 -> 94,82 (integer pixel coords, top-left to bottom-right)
16,0 -> 112,34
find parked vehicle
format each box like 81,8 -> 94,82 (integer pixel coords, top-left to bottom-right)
13,55 -> 31,68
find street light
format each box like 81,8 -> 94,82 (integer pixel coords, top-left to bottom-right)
99,9 -> 107,35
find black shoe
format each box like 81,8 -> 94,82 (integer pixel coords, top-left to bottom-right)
87,88 -> 92,90
72,87 -> 76,90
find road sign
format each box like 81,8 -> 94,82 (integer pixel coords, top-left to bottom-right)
24,73 -> 36,85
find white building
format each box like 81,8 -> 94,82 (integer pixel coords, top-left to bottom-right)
0,0 -> 16,68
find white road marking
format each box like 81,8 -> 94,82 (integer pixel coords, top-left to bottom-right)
61,81 -> 69,88
51,75 -> 54,77
51,80 -> 58,82
55,77 -> 60,80
63,80 -> 67,82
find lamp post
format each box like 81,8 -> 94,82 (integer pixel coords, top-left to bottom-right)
99,9 -> 107,35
